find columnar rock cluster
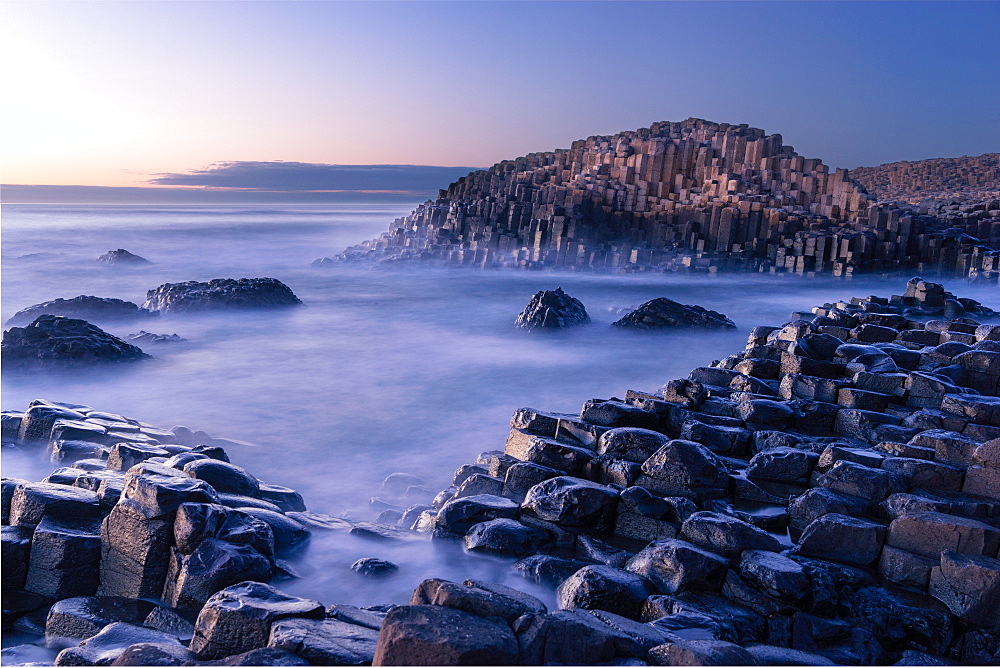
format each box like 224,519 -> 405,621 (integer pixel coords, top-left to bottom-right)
324,119 -> 1000,281
851,154 -> 1000,207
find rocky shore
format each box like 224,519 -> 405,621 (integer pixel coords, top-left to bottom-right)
3,277 -> 1000,666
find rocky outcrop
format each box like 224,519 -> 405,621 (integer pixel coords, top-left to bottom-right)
97,249 -> 152,265
327,118 -> 999,281
141,278 -> 303,314
851,153 -> 1000,207
612,298 -> 735,330
5,296 -> 157,326
514,288 -> 590,330
1,315 -> 151,370
125,331 -> 186,345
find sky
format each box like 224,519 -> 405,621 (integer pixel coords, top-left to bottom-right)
1,0 -> 998,195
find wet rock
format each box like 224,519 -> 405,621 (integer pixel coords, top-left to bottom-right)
556,565 -> 653,619
794,513 -> 885,566
373,604 -> 518,665
97,249 -> 152,265
267,617 -> 378,665
581,400 -> 659,429
816,460 -> 904,502
625,539 -> 727,594
746,448 -> 818,483
106,443 -> 172,472
513,555 -> 591,586
878,544 -> 938,588
514,608 -> 650,664
124,331 -> 185,345
844,586 -> 953,656
8,482 -> 100,527
502,462 -> 561,500
514,288 -> 591,330
612,298 -> 735,330
182,459 -> 259,497
648,638 -> 755,665
142,278 -> 303,313
351,558 -> 398,577
636,439 -> 729,499
326,605 -> 389,631
109,642 -> 195,666
198,647 -> 310,665
881,457 -> 964,492
738,550 -> 809,600
744,644 -> 836,665
173,503 -> 274,558
143,606 -> 195,640
25,517 -> 101,599
5,296 -> 156,327
680,511 -> 782,557
410,578 -> 546,623
434,494 -> 518,536
189,582 -> 324,659
119,462 -> 219,519
99,504 -> 175,599
2,315 -> 152,370
598,428 -> 671,463
463,518 -> 550,557
54,622 -> 182,666
256,484 -> 306,513
163,538 -> 273,610
1,525 -> 32,591
521,476 -> 619,531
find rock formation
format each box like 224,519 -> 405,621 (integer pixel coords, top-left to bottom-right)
1,315 -> 151,369
5,296 -> 157,327
851,153 -> 1000,207
142,278 -> 303,314
612,298 -> 736,330
514,288 -> 590,330
125,331 -> 187,345
325,118 -> 1000,281
96,249 -> 152,265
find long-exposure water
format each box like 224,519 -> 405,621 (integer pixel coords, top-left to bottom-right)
3,201 -> 998,627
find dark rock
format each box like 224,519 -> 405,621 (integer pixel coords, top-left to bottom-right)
97,249 -> 152,265
54,622 -> 182,666
1,525 -> 32,591
173,503 -> 274,558
738,550 -> 809,600
189,581 -> 324,659
927,550 -> 1000,628
581,400 -> 659,429
502,462 -> 560,500
126,331 -> 186,345
514,288 -> 590,330
8,482 -> 100,527
256,484 -> 306,513
647,638 -> 755,665
747,448 -> 818,483
3,315 -> 151,370
434,494 -> 519,536
110,643 -> 194,666
576,534 -> 634,568
513,554 -> 591,586
5,296 -> 156,326
680,511 -> 782,556
142,278 -> 303,313
794,513 -> 885,566
816,460 -> 904,502
25,517 -> 101,599
373,604 -> 518,666
514,608 -> 652,664
887,511 -> 1000,559
182,459 -> 259,497
598,427 -> 671,463
410,578 -> 546,623
844,586 -> 953,655
119,462 -> 219,519
163,539 -> 273,610
612,298 -> 735,330
744,644 -> 835,665
521,476 -> 619,531
106,443 -> 171,472
143,606 -> 195,641
556,565 -> 652,619
625,539 -> 727,594
349,521 -> 412,542
267,617 -> 378,665
463,518 -> 550,557
636,439 -> 729,499
351,558 -> 398,577
198,647 -> 310,665
326,604 -> 389,631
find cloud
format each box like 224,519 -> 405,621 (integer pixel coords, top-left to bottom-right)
147,161 -> 482,192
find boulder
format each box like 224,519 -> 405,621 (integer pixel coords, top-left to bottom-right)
267,617 -> 379,665
746,448 -> 818,483
514,288 -> 590,330
1,525 -> 31,591
8,482 -> 100,527
816,460 -> 904,502
119,462 -> 219,519
410,578 -> 546,623
520,476 -> 619,531
738,550 -> 809,600
625,539 -> 728,594
163,539 -> 273,610
44,597 -> 156,642
513,554 -> 591,586
436,494 -> 519,536
125,331 -> 185,345
2,315 -> 151,369
648,638 -> 756,665
372,604 -> 518,666
189,582 -> 324,659
611,298 -> 735,330
351,558 -> 398,577
794,513 -> 885,566
744,644 -> 836,665
172,503 -> 274,558
463,518 -> 550,557
232,508 -> 308,555
514,608 -> 656,664
887,511 -> 1000,559
4,296 -> 156,326
142,278 -> 303,313
598,427 -> 671,463
636,439 -> 729,499
53,622 -> 182,666
556,565 -> 652,619
109,643 -> 195,666
97,249 -> 151,265
25,517 -> 102,599
182,459 -> 260,496
680,511 -> 782,556
927,550 -> 1000,628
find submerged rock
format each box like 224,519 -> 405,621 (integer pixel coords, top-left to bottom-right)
5,295 -> 157,326
514,288 -> 591,330
611,297 -> 736,330
2,315 -> 151,370
125,331 -> 186,345
97,249 -> 152,265
142,278 -> 303,313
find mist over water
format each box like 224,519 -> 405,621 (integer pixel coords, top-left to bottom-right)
3,202 -> 998,610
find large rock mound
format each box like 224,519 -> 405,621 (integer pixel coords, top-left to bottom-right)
96,249 -> 152,265
611,298 -> 736,330
5,295 -> 157,326
1,315 -> 151,369
142,278 -> 303,314
515,288 -> 590,330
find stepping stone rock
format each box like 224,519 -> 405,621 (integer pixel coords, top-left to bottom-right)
436,494 -> 519,536
54,622 -> 182,666
108,642 -> 195,666
463,518 -> 551,557
648,638 -> 756,665
928,551 -> 1000,628
794,513 -> 885,566
183,459 -> 259,497
410,578 -> 546,623
556,565 -> 652,619
680,511 -> 782,557
268,617 -> 379,665
373,604 -> 518,666
8,482 -> 100,528
25,517 -> 101,599
625,539 -> 727,594
514,288 -> 590,330
97,249 -> 151,266
520,476 -> 619,531
887,511 -> 1000,559
351,558 -> 398,577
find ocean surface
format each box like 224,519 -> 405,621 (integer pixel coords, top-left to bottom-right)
3,201 -> 999,622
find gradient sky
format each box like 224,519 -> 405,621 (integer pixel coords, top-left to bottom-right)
2,1 -> 998,188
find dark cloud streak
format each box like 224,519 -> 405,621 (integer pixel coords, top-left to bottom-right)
148,161 -> 483,191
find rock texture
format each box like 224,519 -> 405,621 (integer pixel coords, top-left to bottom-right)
612,298 -> 736,330
851,153 -> 1000,207
325,118 -> 999,281
141,278 -> 303,313
5,296 -> 157,326
97,249 -> 152,265
514,288 -> 590,330
1,315 -> 151,369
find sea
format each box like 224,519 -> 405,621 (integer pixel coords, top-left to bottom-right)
3,200 -> 998,632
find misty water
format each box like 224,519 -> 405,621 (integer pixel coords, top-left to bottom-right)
3,201 -> 999,620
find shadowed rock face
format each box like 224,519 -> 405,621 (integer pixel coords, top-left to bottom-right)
612,298 -> 736,330
142,278 -> 303,313
515,288 -> 591,330
1,315 -> 151,369
97,249 -> 152,265
4,295 -> 157,326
